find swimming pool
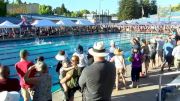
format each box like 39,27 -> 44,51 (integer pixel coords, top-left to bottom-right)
0,32 -> 159,92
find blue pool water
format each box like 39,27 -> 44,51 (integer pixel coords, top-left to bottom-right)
0,33 -> 158,93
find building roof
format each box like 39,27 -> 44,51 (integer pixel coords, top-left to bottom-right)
21,14 -> 84,21
0,17 -> 21,24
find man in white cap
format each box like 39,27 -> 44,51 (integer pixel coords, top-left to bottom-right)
79,41 -> 116,101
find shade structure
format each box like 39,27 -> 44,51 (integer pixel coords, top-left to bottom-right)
129,21 -> 139,25
118,21 -> 128,25
170,21 -> 180,25
153,21 -> 169,26
31,19 -> 58,27
56,19 -> 76,27
76,19 -> 95,26
0,20 -> 20,28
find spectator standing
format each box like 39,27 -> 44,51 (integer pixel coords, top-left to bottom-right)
60,55 -> 80,101
79,41 -> 116,101
0,65 -> 20,92
110,48 -> 126,90
73,45 -> 88,74
15,50 -> 36,101
161,38 -> 174,71
24,62 -> 52,101
130,48 -> 142,88
107,40 -> 116,61
172,40 -> 180,71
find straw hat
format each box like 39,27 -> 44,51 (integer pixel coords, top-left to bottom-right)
114,48 -> 123,55
88,41 -> 109,57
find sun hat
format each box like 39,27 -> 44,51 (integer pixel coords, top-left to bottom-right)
88,41 -> 109,57
114,48 -> 123,55
55,50 -> 67,61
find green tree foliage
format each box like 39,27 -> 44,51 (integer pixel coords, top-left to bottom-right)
54,4 -> 67,16
172,4 -> 180,12
139,0 -> 157,17
118,0 -> 140,20
39,5 -> 53,15
54,3 -> 90,17
80,9 -> 90,15
142,0 -> 150,17
118,0 -> 157,20
0,0 -> 6,16
15,0 -> 22,4
149,0 -> 157,15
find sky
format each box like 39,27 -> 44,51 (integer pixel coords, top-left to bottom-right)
9,0 -> 180,14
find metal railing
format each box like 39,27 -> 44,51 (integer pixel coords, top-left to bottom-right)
158,71 -> 180,101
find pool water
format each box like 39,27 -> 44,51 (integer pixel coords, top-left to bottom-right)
0,32 -> 158,93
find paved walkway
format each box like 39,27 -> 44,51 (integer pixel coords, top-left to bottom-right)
52,65 -> 180,101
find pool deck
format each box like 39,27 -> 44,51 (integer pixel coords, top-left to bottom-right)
52,65 -> 180,101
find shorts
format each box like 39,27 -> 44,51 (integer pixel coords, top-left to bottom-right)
157,50 -> 163,57
150,52 -> 156,60
174,58 -> 180,69
165,55 -> 173,65
143,55 -> 150,63
21,88 -> 34,100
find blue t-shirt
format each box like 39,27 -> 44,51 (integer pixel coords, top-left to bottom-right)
163,42 -> 174,56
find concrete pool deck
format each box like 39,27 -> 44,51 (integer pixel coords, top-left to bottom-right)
52,65 -> 180,101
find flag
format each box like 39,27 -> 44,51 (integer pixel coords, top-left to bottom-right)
21,15 -> 26,22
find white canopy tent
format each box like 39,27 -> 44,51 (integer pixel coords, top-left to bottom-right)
76,19 -> 95,26
0,20 -> 20,28
56,19 -> 76,27
31,19 -> 58,27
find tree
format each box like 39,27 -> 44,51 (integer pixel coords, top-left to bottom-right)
15,0 -> 22,4
149,0 -> 157,15
39,5 -> 53,15
118,0 -> 140,20
142,0 -> 150,17
54,3 -> 67,16
80,9 -> 90,15
91,11 -> 97,14
172,4 -> 180,12
0,0 -> 6,16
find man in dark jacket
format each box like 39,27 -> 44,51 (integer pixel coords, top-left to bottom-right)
79,41 -> 116,101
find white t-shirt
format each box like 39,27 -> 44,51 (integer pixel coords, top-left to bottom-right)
172,45 -> 180,59
73,52 -> 88,68
109,47 -> 115,53
0,91 -> 20,101
114,55 -> 124,68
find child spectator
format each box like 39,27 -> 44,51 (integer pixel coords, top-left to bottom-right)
130,48 -> 142,88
